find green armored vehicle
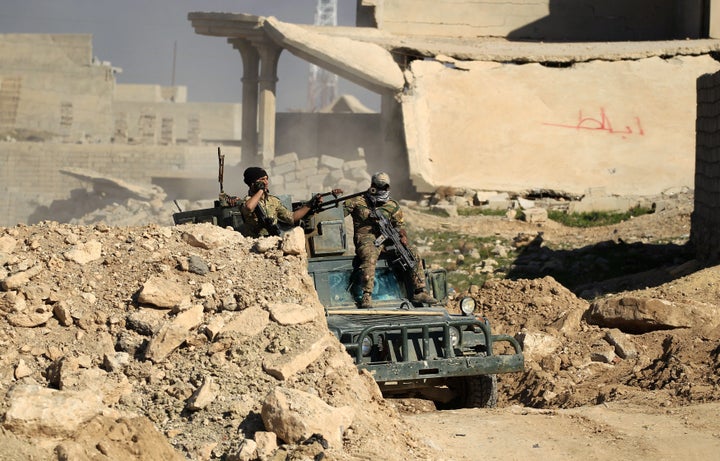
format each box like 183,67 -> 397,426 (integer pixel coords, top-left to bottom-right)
173,186 -> 524,408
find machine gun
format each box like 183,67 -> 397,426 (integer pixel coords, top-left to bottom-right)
173,146 -> 359,237
293,190 -> 365,215
252,203 -> 282,236
370,206 -> 418,272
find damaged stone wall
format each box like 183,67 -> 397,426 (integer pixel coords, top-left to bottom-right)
261,151 -> 371,201
691,71 -> 720,262
402,54 -> 720,196
112,100 -> 242,145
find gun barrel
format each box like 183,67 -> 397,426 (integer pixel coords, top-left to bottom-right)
293,190 -> 365,213
217,147 -> 225,194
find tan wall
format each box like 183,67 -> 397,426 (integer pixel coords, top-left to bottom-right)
360,0 -> 706,40
692,72 -> 720,262
711,0 -> 720,38
0,34 -> 115,141
0,34 -> 93,69
113,101 -> 242,144
402,55 -> 720,196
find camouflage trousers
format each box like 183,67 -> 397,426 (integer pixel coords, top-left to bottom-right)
354,234 -> 426,295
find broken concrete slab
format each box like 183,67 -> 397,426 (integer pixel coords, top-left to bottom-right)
263,17 -> 404,94
60,167 -> 164,201
403,55 -> 720,195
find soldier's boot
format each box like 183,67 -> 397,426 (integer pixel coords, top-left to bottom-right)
411,290 -> 437,305
360,292 -> 373,309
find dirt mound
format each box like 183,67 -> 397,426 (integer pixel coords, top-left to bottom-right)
0,222 -> 430,460
463,274 -> 720,409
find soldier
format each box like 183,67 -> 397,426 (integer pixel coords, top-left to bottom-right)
236,167 -> 325,238
343,171 -> 437,308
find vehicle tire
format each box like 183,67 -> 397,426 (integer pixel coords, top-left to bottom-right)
463,374 -> 498,408
443,374 -> 498,409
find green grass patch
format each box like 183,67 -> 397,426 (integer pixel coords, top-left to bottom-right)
412,229 -> 519,291
547,206 -> 654,228
457,207 -> 507,217
416,207 -> 510,218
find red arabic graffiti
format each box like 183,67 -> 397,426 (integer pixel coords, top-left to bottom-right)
543,108 -> 645,138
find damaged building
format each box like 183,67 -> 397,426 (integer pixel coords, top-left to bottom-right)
3,1 -> 720,233
188,0 -> 720,199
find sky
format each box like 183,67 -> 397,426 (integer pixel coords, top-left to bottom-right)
0,0 -> 379,111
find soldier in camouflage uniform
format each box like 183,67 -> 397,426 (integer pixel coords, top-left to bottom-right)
343,172 -> 437,308
236,167 -> 319,238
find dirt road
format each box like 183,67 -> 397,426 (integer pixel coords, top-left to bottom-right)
408,402 -> 720,460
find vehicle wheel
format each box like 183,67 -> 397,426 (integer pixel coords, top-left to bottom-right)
443,374 -> 498,409
464,374 -> 498,408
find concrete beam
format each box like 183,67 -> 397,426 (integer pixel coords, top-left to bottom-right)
187,12 -> 265,39
262,17 -> 404,95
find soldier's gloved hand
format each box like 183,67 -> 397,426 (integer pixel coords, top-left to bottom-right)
227,195 -> 240,206
399,228 -> 408,246
331,188 -> 343,197
250,180 -> 265,194
308,193 -> 323,212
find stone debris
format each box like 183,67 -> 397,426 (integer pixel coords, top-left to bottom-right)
260,386 -> 355,448
0,221 -> 430,460
1,188 -> 719,459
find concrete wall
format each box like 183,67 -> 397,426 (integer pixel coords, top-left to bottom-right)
402,55 -> 720,196
113,84 -> 240,145
0,34 -> 115,142
113,100 -> 242,145
358,0 -> 708,40
691,72 -> 720,262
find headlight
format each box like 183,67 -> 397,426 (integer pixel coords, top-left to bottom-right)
459,297 -> 476,316
448,327 -> 460,347
361,336 -> 372,356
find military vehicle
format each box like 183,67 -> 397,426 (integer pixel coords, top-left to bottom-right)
173,152 -> 524,408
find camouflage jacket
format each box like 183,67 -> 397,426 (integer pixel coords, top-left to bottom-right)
343,194 -> 404,239
240,193 -> 294,237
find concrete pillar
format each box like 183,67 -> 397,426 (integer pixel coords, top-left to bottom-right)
232,38 -> 260,159
256,42 -> 283,166
379,92 -> 413,197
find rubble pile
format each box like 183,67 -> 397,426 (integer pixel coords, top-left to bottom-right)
2,179 -> 720,460
265,151 -> 371,201
0,222 -> 430,460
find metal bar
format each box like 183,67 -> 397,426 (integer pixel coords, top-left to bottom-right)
401,327 -> 408,362
422,325 -> 429,360
443,324 -> 454,358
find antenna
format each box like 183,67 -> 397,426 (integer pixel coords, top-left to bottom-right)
171,40 -> 177,87
307,0 -> 339,112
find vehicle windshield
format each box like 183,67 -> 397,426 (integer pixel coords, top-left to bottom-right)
327,267 -> 404,307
